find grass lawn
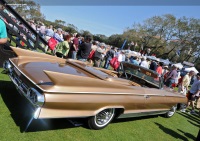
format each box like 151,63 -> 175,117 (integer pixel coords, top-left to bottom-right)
0,68 -> 199,141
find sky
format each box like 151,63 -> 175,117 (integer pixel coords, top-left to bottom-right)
40,6 -> 200,36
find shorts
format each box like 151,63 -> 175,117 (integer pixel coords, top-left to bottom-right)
188,92 -> 196,101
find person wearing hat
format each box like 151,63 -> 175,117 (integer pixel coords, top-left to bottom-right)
93,43 -> 107,67
162,65 -> 169,76
181,73 -> 200,114
53,28 -> 64,42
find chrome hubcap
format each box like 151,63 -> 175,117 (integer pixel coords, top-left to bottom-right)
95,109 -> 115,127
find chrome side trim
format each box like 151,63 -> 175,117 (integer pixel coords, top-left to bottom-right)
118,110 -> 169,119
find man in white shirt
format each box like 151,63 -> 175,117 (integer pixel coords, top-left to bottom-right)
118,50 -> 125,62
140,57 -> 149,68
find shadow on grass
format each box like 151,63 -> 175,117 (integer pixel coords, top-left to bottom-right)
187,120 -> 200,128
112,115 -> 158,124
155,122 -> 189,141
0,80 -> 81,133
190,111 -> 200,119
177,112 -> 200,124
177,129 -> 196,141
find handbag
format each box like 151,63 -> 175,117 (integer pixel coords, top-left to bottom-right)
48,37 -> 57,51
110,57 -> 120,70
88,50 -> 95,59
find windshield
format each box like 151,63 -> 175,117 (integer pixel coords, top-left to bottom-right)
121,62 -> 163,89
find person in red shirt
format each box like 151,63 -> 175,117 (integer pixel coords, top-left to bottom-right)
71,34 -> 80,59
156,62 -> 163,76
154,62 -> 163,81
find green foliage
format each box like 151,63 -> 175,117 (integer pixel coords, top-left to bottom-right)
122,14 -> 200,67
79,30 -> 93,38
6,0 -> 44,21
93,34 -> 108,43
107,34 -> 124,48
64,24 -> 78,34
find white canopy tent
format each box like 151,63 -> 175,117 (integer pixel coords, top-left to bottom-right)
173,63 -> 183,69
159,59 -> 171,65
127,51 -> 141,57
147,56 -> 157,60
185,67 -> 199,74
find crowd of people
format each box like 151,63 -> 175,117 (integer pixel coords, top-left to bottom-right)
34,24 -> 128,70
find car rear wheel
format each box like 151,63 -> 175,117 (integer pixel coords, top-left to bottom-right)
165,105 -> 177,118
88,108 -> 115,130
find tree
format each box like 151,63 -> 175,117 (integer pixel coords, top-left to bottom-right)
93,34 -> 108,43
107,34 -> 124,48
5,0 -> 45,21
64,24 -> 78,34
121,14 -> 200,67
55,19 -> 66,26
80,30 -> 93,38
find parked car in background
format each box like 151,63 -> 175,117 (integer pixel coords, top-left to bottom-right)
3,47 -> 187,130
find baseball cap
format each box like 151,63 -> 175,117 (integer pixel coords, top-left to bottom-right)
99,43 -> 106,47
57,28 -> 62,31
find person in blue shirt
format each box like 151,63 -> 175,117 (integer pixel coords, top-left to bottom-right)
129,56 -> 139,65
0,19 -> 7,44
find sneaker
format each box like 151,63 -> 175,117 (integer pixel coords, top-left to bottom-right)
188,110 -> 197,115
180,109 -> 186,112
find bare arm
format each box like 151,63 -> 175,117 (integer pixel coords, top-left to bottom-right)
0,38 -> 7,44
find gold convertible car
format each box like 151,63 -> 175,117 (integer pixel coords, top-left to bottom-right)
3,47 -> 187,130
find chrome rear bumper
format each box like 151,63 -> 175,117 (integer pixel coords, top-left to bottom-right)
4,60 -> 44,119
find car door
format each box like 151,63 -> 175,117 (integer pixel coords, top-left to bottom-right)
144,92 -> 170,112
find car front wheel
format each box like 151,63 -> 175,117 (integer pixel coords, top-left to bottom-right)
165,105 -> 177,118
88,108 -> 115,130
